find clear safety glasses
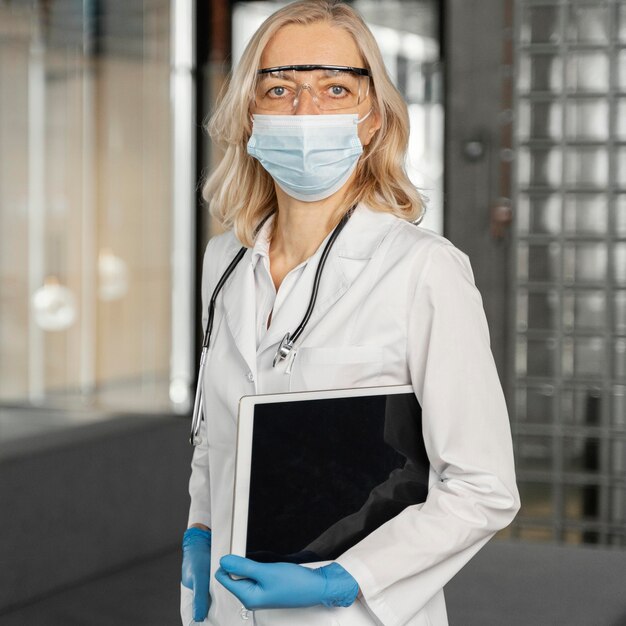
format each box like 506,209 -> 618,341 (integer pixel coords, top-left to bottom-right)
254,64 -> 371,114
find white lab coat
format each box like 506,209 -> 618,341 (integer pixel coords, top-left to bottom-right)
182,203 -> 520,626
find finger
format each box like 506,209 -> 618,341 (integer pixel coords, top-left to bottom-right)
219,555 -> 262,579
192,576 -> 210,622
215,567 -> 232,589
215,567 -> 255,606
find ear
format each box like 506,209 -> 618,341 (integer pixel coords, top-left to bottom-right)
361,108 -> 382,147
370,108 -> 382,133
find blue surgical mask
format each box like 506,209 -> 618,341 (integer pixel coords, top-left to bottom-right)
247,113 -> 370,202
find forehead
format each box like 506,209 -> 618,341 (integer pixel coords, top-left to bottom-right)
259,22 -> 364,69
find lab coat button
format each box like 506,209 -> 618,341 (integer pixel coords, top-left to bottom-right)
240,607 -> 250,620
246,371 -> 254,382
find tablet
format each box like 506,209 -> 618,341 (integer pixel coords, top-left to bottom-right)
231,384 -> 429,564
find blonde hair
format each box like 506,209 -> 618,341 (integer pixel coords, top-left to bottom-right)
203,0 -> 425,246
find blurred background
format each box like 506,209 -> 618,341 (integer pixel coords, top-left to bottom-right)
0,0 -> 625,624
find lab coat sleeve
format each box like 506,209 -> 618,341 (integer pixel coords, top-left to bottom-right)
187,238 -> 219,528
335,240 -> 520,626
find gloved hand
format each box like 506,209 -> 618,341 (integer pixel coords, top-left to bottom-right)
215,555 -> 359,611
182,527 -> 212,622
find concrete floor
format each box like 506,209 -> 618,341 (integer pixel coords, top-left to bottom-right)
0,549 -> 181,626
2,540 -> 626,626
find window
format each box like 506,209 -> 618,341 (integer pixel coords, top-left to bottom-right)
0,0 -> 195,424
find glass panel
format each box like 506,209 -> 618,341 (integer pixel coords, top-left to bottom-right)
520,5 -> 561,45
617,98 -> 626,142
518,435 -> 553,471
518,385 -> 556,424
516,335 -> 528,376
519,482 -> 553,518
620,3 -> 626,42
572,290 -> 606,331
617,195 -> 626,237
563,436 -> 601,473
517,289 -> 528,330
566,52 -> 609,92
564,243 -> 607,283
574,337 -> 606,378
564,484 -> 601,520
0,39 -> 28,394
518,53 -> 563,93
527,337 -> 559,377
617,148 -> 626,188
527,289 -> 560,330
619,50 -> 626,91
611,439 -> 625,475
563,194 -> 608,235
616,291 -> 626,334
562,386 -> 602,425
566,99 -> 608,141
563,290 -> 574,330
610,485 -> 625,526
615,243 -> 626,285
567,5 -> 609,44
517,243 -> 529,282
518,147 -> 562,188
562,336 -> 574,378
0,1 -> 180,411
616,339 -> 626,379
517,194 -> 561,235
528,242 -> 561,282
518,100 -> 562,140
614,386 -> 626,427
565,148 -> 609,188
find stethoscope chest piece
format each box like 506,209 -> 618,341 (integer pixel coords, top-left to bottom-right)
273,332 -> 294,367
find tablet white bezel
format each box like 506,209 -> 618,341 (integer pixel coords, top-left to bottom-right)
229,383 -> 414,557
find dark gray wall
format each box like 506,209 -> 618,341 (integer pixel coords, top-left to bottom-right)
444,0 -> 512,392
0,415 -> 191,613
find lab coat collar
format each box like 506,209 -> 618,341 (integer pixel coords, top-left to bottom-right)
335,203 -> 398,260
256,203 -> 399,355
250,214 -> 274,270
221,203 -> 400,371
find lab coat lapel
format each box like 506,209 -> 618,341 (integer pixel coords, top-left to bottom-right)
256,256 -> 350,355
220,249 -> 258,380
257,204 -> 398,355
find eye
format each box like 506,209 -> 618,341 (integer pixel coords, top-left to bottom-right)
268,85 -> 287,98
330,85 -> 347,96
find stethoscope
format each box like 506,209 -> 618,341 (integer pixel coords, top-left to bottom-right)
189,206 -> 355,445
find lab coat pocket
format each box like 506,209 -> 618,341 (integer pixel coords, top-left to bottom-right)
290,346 -> 384,391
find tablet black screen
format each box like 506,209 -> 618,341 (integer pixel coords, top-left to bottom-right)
245,392 -> 429,563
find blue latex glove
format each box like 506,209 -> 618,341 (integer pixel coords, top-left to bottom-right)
215,555 -> 359,611
182,528 -> 212,622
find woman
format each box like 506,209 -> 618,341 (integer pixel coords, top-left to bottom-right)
181,1 -> 520,625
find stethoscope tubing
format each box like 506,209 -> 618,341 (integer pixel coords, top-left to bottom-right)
289,207 -> 352,345
190,206 -> 354,445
